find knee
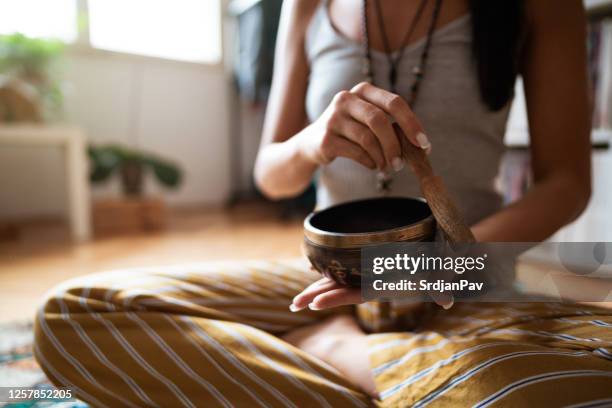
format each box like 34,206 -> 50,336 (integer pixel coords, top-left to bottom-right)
33,276 -> 111,378
36,277 -> 88,322
33,284 -> 70,382
33,277 -> 97,356
38,272 -> 123,321
33,280 -> 75,347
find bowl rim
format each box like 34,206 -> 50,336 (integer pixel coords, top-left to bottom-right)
304,197 -> 436,249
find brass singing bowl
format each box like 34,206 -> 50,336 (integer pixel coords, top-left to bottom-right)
303,197 -> 436,287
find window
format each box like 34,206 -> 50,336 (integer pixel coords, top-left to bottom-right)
0,0 -> 78,42
88,0 -> 221,63
0,0 -> 221,64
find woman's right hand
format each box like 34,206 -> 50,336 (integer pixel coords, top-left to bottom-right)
296,82 -> 432,172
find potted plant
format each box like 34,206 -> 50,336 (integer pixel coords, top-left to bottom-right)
0,33 -> 65,121
88,144 -> 182,196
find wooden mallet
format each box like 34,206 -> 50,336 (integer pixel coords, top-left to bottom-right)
395,123 -> 476,245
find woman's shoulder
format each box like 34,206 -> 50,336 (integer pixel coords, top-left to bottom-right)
278,0 -> 325,59
281,0 -> 321,32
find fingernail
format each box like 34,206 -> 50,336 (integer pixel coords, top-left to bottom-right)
392,157 -> 404,172
308,303 -> 321,311
416,132 -> 431,153
289,304 -> 303,312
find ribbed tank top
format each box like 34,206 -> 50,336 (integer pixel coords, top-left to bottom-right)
304,0 -> 513,225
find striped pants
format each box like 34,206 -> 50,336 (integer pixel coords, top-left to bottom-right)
34,259 -> 612,407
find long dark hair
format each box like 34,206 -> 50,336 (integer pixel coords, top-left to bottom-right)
469,0 -> 526,111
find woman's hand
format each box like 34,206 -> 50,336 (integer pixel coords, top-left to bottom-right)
296,82 -> 432,172
257,75 -> 432,198
290,278 -> 362,311
289,276 -> 454,311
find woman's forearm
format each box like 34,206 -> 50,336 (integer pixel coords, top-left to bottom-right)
254,132 -> 318,200
472,173 -> 591,242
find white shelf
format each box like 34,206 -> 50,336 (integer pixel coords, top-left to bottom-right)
0,124 -> 92,242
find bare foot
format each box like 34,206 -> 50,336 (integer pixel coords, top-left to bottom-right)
282,314 -> 378,399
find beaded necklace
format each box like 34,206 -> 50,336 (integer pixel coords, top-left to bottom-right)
361,0 -> 443,191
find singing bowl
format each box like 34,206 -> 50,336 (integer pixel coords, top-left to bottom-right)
303,197 -> 436,287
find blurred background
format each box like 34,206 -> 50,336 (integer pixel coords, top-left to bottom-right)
0,0 -> 610,322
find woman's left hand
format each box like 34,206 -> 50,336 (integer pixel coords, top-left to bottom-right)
289,278 -> 362,311
290,276 -> 455,311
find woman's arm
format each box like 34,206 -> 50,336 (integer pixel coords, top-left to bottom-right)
255,1 -> 429,200
472,0 -> 591,242
253,0 -> 319,199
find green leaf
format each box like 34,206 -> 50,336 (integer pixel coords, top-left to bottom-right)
0,33 -> 64,75
88,146 -> 121,182
87,144 -> 182,189
148,159 -> 182,188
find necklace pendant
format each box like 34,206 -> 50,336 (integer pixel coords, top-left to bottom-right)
389,67 -> 397,91
376,171 -> 393,193
412,65 -> 423,76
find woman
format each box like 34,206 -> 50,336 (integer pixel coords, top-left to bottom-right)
35,0 -> 612,406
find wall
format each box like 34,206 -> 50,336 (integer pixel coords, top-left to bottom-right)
234,100 -> 265,195
0,50 -> 232,219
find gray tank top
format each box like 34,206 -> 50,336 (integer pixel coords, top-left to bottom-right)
305,1 -> 513,225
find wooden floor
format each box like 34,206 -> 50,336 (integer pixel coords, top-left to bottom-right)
0,201 -> 304,323
3,183 -> 611,324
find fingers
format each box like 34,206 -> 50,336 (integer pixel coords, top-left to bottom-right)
423,262 -> 456,310
290,278 -> 340,311
332,136 -> 377,170
429,291 -> 454,310
351,82 -> 432,154
339,93 -> 402,170
330,117 -> 384,169
290,277 -> 452,312
309,287 -> 363,310
290,278 -> 363,311
326,85 -> 431,171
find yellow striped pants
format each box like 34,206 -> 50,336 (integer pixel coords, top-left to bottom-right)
34,260 -> 612,407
